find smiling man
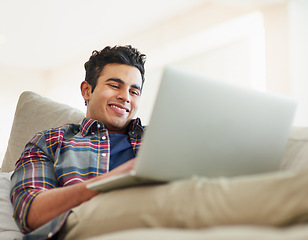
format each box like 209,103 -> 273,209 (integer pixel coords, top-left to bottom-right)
82,63 -> 142,133
10,45 -> 146,239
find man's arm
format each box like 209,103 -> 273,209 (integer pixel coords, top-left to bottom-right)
26,158 -> 136,230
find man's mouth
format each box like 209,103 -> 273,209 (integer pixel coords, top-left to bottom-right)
109,104 -> 129,113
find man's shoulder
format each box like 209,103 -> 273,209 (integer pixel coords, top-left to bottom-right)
30,122 -> 81,143
42,122 -> 80,134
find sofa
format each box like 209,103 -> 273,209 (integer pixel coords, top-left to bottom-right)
1,91 -> 308,240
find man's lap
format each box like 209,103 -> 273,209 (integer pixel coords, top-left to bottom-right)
58,169 -> 308,240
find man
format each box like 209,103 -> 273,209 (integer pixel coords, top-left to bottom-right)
11,45 -> 308,240
10,45 -> 146,238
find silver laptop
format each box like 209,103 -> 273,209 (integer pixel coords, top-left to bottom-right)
87,67 -> 297,192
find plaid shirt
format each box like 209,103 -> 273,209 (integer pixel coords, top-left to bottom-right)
10,117 -> 144,239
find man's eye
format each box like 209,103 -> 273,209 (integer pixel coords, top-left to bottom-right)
131,90 -> 140,96
109,84 -> 119,89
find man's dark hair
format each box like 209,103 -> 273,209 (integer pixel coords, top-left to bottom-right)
84,45 -> 146,93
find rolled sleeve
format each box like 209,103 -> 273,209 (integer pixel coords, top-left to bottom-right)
10,132 -> 58,233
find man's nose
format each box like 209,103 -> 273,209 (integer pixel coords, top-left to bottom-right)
117,89 -> 130,103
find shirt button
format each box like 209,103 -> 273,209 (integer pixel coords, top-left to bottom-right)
102,153 -> 106,157
97,124 -> 101,128
48,232 -> 53,238
102,136 -> 106,140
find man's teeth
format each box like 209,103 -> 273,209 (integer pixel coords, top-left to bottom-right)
111,105 -> 127,112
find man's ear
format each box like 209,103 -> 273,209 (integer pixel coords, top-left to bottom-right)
81,81 -> 92,105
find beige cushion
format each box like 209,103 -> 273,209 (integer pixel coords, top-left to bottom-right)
280,126 -> 308,171
1,91 -> 84,172
0,172 -> 24,240
60,169 -> 308,240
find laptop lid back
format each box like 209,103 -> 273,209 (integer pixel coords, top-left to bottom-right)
134,67 -> 296,181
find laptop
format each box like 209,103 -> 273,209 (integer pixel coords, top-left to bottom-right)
87,67 -> 297,192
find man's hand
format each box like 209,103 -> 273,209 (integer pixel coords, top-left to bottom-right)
104,158 -> 136,176
27,158 -> 137,230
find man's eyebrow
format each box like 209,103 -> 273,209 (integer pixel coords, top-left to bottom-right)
106,78 -> 124,84
131,84 -> 141,92
106,78 -> 141,91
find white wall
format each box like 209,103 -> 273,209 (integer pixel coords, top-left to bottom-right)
43,57 -> 87,112
261,0 -> 308,126
289,0 -> 308,126
0,66 -> 49,163
1,0 -> 308,165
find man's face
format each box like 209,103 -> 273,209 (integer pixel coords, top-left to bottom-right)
82,63 -> 143,134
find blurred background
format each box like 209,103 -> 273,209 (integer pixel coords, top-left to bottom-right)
0,0 -> 308,164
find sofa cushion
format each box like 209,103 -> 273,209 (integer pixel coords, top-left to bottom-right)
0,172 -> 24,239
1,91 -> 84,172
280,126 -> 308,171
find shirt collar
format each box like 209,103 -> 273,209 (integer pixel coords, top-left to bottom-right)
80,118 -> 101,136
